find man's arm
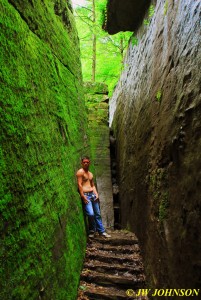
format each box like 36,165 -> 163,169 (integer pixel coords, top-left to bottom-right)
91,177 -> 99,200
76,171 -> 89,204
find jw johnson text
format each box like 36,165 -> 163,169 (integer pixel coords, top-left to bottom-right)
126,288 -> 200,297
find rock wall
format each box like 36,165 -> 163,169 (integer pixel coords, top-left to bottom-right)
104,0 -> 151,34
0,1 -> 88,299
110,0 -> 201,292
84,82 -> 114,229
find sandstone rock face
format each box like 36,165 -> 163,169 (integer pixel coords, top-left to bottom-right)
84,82 -> 114,229
0,1 -> 88,299
110,0 -> 201,291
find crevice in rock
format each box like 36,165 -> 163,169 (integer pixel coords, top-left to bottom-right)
109,129 -> 120,230
8,0 -> 39,33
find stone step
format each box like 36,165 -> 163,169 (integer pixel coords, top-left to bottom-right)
84,260 -> 144,275
80,269 -> 146,289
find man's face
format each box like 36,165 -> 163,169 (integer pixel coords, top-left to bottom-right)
82,159 -> 90,169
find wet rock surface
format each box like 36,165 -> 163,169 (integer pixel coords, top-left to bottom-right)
109,0 -> 201,292
77,230 -> 148,300
84,82 -> 114,229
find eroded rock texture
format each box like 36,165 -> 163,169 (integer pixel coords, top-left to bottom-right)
110,0 -> 201,292
0,1 -> 88,299
84,82 -> 114,229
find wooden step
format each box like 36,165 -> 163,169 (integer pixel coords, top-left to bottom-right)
79,282 -> 134,299
80,269 -> 146,289
88,243 -> 140,254
89,236 -> 138,246
77,230 -> 148,300
85,250 -> 143,266
78,282 -> 128,299
84,260 -> 144,275
78,282 -> 149,300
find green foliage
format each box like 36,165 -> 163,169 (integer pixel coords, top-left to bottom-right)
144,19 -> 150,26
79,285 -> 87,291
74,0 -> 133,95
149,5 -> 155,18
0,0 -> 88,299
156,90 -> 162,102
96,0 -> 107,25
131,35 -> 138,46
144,4 -> 155,26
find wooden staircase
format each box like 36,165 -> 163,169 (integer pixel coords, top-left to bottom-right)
77,230 -> 149,300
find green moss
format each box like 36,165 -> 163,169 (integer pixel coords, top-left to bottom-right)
149,168 -> 169,222
143,4 -> 155,26
0,0 -> 88,299
164,0 -> 169,16
156,90 -> 162,102
84,81 -> 109,178
159,191 -> 169,221
84,81 -> 108,96
131,35 -> 138,47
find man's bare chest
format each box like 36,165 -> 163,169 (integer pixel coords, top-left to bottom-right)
82,172 -> 92,182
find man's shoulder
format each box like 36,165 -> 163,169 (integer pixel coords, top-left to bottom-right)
76,168 -> 84,176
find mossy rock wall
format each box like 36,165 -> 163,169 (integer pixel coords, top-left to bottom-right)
0,1 -> 88,299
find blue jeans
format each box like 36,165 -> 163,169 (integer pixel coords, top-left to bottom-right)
84,192 -> 105,234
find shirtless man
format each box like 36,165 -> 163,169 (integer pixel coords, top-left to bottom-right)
76,156 -> 111,238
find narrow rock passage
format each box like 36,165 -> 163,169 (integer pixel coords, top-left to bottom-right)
77,230 -> 148,300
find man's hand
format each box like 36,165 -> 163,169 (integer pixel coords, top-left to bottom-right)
82,196 -> 89,204
94,194 -> 99,202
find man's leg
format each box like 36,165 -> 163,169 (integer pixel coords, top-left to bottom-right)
84,199 -> 96,233
92,201 -> 105,234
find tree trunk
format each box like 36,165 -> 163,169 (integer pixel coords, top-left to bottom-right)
92,34 -> 96,82
91,0 -> 96,82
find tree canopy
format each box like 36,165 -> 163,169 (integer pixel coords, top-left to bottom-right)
74,0 -> 133,95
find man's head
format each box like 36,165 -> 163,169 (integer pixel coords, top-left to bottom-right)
81,156 -> 90,170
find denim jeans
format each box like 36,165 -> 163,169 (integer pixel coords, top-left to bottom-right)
84,192 -> 105,234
